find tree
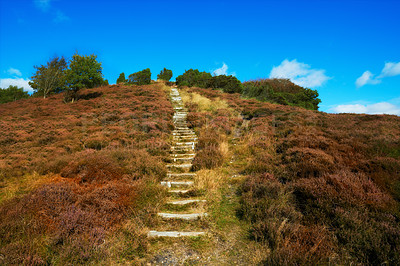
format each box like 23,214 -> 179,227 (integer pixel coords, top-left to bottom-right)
116,72 -> 126,84
175,69 -> 212,88
64,53 -> 104,102
29,56 -> 68,98
128,68 -> 151,85
210,75 -> 243,93
157,68 -> 173,81
0,85 -> 29,104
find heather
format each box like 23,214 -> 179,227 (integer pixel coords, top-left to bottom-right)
0,84 -> 172,264
188,86 -> 400,264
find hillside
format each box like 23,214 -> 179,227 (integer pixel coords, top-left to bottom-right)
1,84 -> 400,264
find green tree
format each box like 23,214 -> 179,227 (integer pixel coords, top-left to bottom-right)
128,68 -> 151,85
210,75 -> 243,93
64,53 -> 104,102
29,56 -> 68,98
0,85 -> 29,104
157,68 -> 173,81
175,69 -> 212,88
116,72 -> 126,84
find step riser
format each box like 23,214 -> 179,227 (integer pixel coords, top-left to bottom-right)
148,231 -> 205,237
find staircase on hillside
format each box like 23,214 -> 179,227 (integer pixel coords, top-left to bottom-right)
148,88 -> 207,238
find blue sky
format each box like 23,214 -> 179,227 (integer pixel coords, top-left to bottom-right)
1,0 -> 399,114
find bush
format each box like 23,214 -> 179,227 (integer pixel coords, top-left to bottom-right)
176,69 -> 212,88
210,75 -> 243,93
157,68 -> 173,81
128,68 -> 151,85
116,72 -> 126,84
242,78 -> 321,110
0,85 -> 29,103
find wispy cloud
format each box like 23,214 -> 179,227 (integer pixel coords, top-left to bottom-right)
331,102 -> 400,116
54,10 -> 69,23
0,78 -> 34,93
355,71 -> 381,88
34,0 -> 52,12
7,68 -> 22,77
356,61 -> 400,87
212,63 -> 235,76
34,0 -> 70,23
378,62 -> 400,78
269,59 -> 331,88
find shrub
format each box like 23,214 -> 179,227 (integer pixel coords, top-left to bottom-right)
116,72 -> 126,84
157,68 -> 173,81
176,69 -> 212,88
0,85 -> 29,104
242,78 -> 321,110
128,68 -> 151,85
210,75 -> 243,93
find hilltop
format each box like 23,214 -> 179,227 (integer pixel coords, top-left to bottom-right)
0,83 -> 399,264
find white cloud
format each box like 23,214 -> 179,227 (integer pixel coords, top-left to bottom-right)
0,78 -> 34,93
332,102 -> 400,115
356,61 -> 400,87
7,68 -> 22,76
355,71 -> 381,88
212,63 -> 235,76
54,10 -> 69,23
34,0 -> 52,12
379,62 -> 400,78
269,59 -> 331,88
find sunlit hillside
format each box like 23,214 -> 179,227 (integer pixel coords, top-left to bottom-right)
0,83 -> 399,264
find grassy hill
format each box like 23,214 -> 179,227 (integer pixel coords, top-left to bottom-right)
1,83 -> 399,264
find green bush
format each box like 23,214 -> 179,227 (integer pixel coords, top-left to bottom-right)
210,75 -> 243,93
176,69 -> 212,88
242,78 -> 321,110
0,85 -> 29,103
157,68 -> 173,81
128,68 -> 151,85
116,72 -> 126,84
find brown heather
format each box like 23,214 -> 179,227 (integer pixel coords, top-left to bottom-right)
0,84 -> 171,264
188,86 -> 400,265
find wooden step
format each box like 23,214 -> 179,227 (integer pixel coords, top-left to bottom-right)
166,199 -> 207,205
148,231 -> 205,237
157,212 -> 208,220
160,181 -> 194,187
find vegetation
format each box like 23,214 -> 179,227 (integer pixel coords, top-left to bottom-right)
116,72 -> 126,84
187,87 -> 400,265
157,68 -> 173,81
29,56 -> 68,98
2,66 -> 399,264
242,78 -> 321,110
210,74 -> 243,94
176,69 -> 242,94
176,69 -> 212,88
0,85 -> 29,104
0,83 -> 173,264
128,68 -> 151,85
64,53 -> 104,102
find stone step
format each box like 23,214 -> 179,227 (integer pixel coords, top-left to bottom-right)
148,231 -> 205,238
173,142 -> 196,146
157,212 -> 208,220
167,173 -> 196,178
166,199 -> 207,205
170,153 -> 196,158
166,163 -> 192,168
161,181 -> 194,187
168,189 -> 191,194
170,157 -> 195,163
